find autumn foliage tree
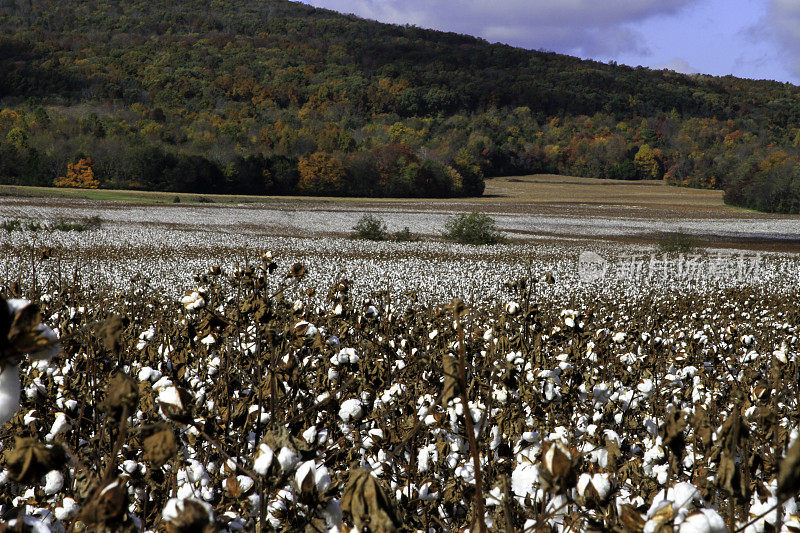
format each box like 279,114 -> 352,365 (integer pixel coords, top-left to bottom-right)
54,158 -> 99,188
297,152 -> 346,195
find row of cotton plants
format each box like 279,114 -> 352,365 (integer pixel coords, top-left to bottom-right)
1,249 -> 800,532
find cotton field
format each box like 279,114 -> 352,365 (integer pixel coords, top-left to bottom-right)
1,201 -> 800,532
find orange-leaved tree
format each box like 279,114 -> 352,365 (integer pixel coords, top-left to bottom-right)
297,151 -> 345,195
54,158 -> 99,188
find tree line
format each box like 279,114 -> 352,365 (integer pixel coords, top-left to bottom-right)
1,0 -> 799,208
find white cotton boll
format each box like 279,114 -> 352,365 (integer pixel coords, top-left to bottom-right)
332,303 -> 343,316
613,332 -> 626,343
339,398 -> 363,422
277,447 -> 299,473
236,476 -> 254,493
157,386 -> 184,410
638,379 -> 654,397
505,301 -> 520,315
590,473 -> 611,500
679,509 -> 726,533
122,460 -> 138,475
511,462 -> 541,499
161,498 -> 181,521
46,412 -> 70,441
200,334 -> 215,345
292,299 -> 304,313
326,336 -> 341,349
302,426 -> 317,444
181,291 -> 206,311
295,461 -> 331,493
0,365 -> 21,426
54,497 -> 78,521
43,470 -> 64,495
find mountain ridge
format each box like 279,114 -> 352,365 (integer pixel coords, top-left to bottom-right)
0,0 -> 799,210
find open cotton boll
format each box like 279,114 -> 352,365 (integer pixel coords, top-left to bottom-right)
277,447 -> 299,472
54,497 -> 78,521
43,470 -> 64,495
0,364 -> 21,426
28,324 -> 61,362
46,412 -> 70,442
254,444 -> 274,476
157,386 -> 184,410
338,398 -> 363,422
295,460 -> 331,493
162,497 -> 214,524
679,509 -> 726,533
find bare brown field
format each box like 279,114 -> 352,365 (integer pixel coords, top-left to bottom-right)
0,174 -> 730,210
1,175 -> 798,251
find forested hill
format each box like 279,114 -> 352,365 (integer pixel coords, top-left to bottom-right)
1,0 -> 800,210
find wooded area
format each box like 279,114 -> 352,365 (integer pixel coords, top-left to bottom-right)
1,0 -> 799,209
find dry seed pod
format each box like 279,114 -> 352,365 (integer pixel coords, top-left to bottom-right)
441,353 -> 460,407
102,372 -> 139,420
646,501 -> 675,532
660,408 -> 686,457
76,478 -> 131,529
143,425 -> 178,468
540,441 -> 579,493
341,468 -> 401,533
1,296 -> 61,364
287,262 -> 307,279
164,498 -> 216,533
97,314 -> 127,353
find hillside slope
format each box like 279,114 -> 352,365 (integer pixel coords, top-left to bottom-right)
0,0 -> 799,209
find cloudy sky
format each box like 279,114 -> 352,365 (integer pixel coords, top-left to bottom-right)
304,0 -> 800,84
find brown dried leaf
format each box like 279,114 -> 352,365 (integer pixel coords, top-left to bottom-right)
102,372 -> 139,420
341,468 -> 401,533
142,425 -> 178,468
4,437 -> 66,483
619,503 -> 645,533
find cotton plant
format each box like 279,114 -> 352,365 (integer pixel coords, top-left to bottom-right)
0,296 -> 61,426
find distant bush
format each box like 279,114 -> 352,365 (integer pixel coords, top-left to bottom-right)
196,196 -> 213,203
51,219 -> 86,232
1,219 -> 21,233
351,213 -> 387,241
442,212 -> 504,245
658,230 -> 699,253
51,216 -> 102,232
392,226 -> 419,242
25,219 -> 41,232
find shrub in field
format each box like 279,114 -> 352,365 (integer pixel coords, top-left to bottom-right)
442,211 -> 504,244
1,218 -> 20,232
351,213 -> 388,241
658,230 -> 699,253
50,216 -> 102,232
392,226 -> 419,242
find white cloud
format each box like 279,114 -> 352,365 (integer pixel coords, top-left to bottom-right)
764,0 -> 800,76
307,0 -> 699,56
656,58 -> 699,75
